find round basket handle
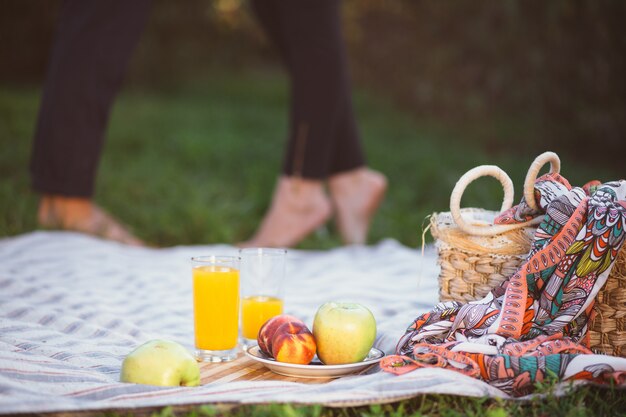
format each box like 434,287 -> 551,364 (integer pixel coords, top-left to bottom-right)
450,165 -> 539,236
523,151 -> 560,211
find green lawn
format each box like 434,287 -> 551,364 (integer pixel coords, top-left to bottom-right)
1,70 -> 622,247
107,383 -> 626,417
2,70 -> 625,416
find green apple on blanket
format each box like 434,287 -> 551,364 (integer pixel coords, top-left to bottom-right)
120,339 -> 200,387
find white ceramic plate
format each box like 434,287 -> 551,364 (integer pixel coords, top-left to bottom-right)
245,345 -> 385,379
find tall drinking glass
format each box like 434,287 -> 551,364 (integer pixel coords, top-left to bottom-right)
239,248 -> 287,347
192,255 -> 240,362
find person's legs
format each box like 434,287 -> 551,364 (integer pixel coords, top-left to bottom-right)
31,0 -> 152,245
325,63 -> 386,245
255,0 -> 368,177
245,0 -> 385,247
278,0 -> 358,179
244,0 -> 343,248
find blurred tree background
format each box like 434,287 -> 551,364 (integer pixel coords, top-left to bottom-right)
2,0 -> 625,162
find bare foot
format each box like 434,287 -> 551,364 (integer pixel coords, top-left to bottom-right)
37,195 -> 144,246
240,176 -> 333,248
328,168 -> 387,245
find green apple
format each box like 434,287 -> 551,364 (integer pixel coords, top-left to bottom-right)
312,302 -> 377,365
120,339 -> 200,387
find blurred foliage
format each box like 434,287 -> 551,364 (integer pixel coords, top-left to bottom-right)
1,0 -> 625,165
343,0 -> 626,163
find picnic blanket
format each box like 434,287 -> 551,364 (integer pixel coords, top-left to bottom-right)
0,231 -> 499,415
0,231 -> 614,415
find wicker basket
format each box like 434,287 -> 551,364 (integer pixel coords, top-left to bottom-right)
431,208 -> 535,303
431,161 -> 545,303
589,249 -> 626,357
430,152 -> 626,357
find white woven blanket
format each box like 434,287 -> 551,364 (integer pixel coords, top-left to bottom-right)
0,232 -> 507,415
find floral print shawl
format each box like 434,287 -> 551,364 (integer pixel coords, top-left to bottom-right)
381,176 -> 626,396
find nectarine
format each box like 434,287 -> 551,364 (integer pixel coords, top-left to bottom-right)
271,321 -> 316,365
257,314 -> 303,356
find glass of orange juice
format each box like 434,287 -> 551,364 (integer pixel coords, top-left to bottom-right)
239,248 -> 287,348
192,255 -> 240,362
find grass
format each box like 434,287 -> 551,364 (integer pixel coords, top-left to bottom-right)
2,70 -> 625,416
105,383 -> 626,417
1,69 -> 622,247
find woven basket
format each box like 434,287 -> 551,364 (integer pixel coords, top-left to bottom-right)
430,152 -> 626,357
431,208 -> 535,303
431,159 -> 548,303
589,249 -> 626,357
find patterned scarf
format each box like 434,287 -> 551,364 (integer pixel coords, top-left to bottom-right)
381,176 -> 626,396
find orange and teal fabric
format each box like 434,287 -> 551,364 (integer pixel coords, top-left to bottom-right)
381,177 -> 626,396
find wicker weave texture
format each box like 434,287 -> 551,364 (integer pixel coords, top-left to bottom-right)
437,249 -> 526,303
431,209 -> 534,303
589,248 -> 626,357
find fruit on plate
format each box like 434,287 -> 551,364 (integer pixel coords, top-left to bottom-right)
257,314 -> 303,356
271,321 -> 317,365
313,302 -> 377,365
120,339 -> 200,386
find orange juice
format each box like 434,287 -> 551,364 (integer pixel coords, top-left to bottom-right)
241,295 -> 284,339
193,265 -> 239,351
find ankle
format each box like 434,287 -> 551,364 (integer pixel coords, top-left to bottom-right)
38,194 -> 94,227
280,176 -> 324,193
329,167 -> 387,195
277,176 -> 328,208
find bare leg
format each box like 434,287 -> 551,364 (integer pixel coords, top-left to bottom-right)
240,177 -> 333,248
328,168 -> 387,245
38,195 -> 144,246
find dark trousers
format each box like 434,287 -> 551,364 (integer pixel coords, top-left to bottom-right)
31,0 -> 365,197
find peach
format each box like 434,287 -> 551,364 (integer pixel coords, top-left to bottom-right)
257,314 -> 303,356
271,321 -> 317,365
